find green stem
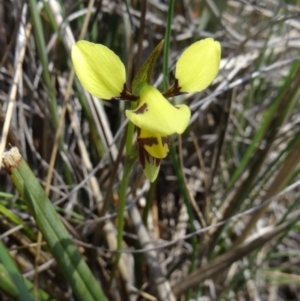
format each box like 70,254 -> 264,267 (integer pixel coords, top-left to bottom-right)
169,140 -> 198,300
163,2 -> 198,299
116,164 -> 131,257
120,104 -> 138,255
112,125 -> 138,278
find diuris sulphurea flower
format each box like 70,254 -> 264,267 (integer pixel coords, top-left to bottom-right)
71,38 -> 221,182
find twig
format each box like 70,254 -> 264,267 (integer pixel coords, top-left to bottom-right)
0,23 -> 31,167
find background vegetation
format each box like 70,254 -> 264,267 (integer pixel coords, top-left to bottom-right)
1,0 -> 300,300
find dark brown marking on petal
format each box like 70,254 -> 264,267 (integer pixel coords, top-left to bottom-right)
162,79 -> 187,98
137,136 -> 158,147
112,84 -> 139,101
138,141 -> 162,169
139,147 -> 146,169
135,103 -> 148,114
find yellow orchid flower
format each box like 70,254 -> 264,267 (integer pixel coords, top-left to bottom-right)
71,38 -> 221,182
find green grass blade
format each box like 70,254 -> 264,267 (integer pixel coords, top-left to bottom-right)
163,1 -> 198,299
0,241 -> 34,301
227,60 -> 300,191
2,147 -> 108,301
0,203 -> 37,240
28,0 -> 73,184
28,0 -> 59,129
0,263 -> 57,301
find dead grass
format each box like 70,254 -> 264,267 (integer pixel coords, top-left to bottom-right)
1,0 -> 300,300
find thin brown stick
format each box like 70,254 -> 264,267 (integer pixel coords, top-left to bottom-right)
0,23 -> 31,167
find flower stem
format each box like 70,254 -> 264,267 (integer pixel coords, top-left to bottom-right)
115,162 -> 131,262
169,141 -> 198,300
112,119 -> 138,280
163,2 -> 198,300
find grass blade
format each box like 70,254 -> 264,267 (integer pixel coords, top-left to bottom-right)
2,147 -> 108,301
0,263 -> 57,301
0,241 -> 34,301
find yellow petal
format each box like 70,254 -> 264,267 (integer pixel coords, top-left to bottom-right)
175,38 -> 221,93
71,41 -> 126,99
125,84 -> 191,136
138,129 -> 169,159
